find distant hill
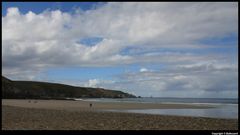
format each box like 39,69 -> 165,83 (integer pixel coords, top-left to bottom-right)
2,76 -> 136,99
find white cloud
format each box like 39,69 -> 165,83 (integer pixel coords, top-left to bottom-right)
140,68 -> 148,72
110,61 -> 238,98
3,3 -> 237,69
85,79 -> 100,88
2,2 -> 238,98
84,79 -> 115,88
6,7 -> 20,16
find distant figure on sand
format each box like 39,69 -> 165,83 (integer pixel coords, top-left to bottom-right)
89,103 -> 92,108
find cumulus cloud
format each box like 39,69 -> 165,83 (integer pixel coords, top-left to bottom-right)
3,3 -> 237,69
84,79 -> 115,88
110,61 -> 238,98
140,68 -> 148,72
84,79 -> 101,88
2,2 -> 238,97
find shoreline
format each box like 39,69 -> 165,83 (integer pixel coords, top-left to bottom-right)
2,105 -> 238,130
2,99 -> 216,111
2,99 -> 237,119
3,99 -> 238,119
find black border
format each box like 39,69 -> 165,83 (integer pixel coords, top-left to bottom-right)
1,0 -> 239,134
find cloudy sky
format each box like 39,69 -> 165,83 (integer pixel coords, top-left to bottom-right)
2,2 -> 238,98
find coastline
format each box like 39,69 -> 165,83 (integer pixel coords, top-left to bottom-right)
2,105 -> 238,130
2,99 -> 216,111
2,99 -> 238,130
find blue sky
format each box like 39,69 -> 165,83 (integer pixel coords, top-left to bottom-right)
2,2 -> 238,98
78,37 -> 103,46
2,2 -> 103,16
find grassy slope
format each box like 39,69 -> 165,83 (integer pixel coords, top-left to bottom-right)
2,76 -> 136,99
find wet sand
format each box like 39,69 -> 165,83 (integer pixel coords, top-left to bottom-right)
2,99 -> 215,111
2,99 -> 238,130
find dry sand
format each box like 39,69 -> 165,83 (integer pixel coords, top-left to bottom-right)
2,99 -> 238,130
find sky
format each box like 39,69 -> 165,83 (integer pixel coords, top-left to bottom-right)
2,2 -> 238,98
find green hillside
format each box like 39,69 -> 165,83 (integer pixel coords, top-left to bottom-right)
2,76 -> 136,99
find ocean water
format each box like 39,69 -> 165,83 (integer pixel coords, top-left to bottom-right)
78,97 -> 238,119
81,97 -> 238,104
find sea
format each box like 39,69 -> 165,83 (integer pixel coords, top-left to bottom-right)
78,97 -> 238,119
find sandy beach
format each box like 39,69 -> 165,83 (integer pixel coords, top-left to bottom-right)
2,99 -> 238,130
2,99 -> 215,111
